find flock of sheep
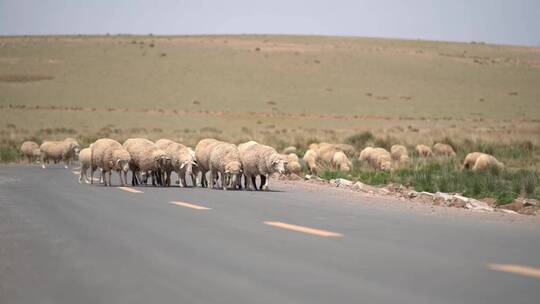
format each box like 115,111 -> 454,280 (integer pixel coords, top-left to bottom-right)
19,137 -> 504,190
300,142 -> 503,174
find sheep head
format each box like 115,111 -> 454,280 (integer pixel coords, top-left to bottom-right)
113,149 -> 131,172
270,154 -> 287,174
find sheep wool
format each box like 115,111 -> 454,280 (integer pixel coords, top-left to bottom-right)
303,149 -> 318,175
209,142 -> 243,190
332,151 -> 352,172
20,141 -> 40,163
239,143 -> 285,191
91,138 -> 131,186
195,138 -> 222,187
415,144 -> 433,157
390,145 -> 408,161
433,143 -> 456,157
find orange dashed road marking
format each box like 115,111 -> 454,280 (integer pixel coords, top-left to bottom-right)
264,221 -> 343,237
169,201 -> 211,210
488,264 -> 540,279
118,187 -> 143,194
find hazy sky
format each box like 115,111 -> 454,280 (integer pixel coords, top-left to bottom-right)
1,0 -> 539,46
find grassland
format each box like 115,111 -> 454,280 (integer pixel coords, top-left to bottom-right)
1,35 -> 539,168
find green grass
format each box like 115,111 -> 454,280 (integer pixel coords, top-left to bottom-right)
320,157 -> 540,204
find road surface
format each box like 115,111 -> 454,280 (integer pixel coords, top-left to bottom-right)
1,165 -> 539,303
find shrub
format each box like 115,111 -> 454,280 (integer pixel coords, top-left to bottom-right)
344,131 -> 374,149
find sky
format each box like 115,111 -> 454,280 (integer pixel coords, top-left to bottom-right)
1,0 -> 539,46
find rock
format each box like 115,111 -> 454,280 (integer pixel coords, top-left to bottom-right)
499,201 -> 524,212
435,192 -> 453,202
378,188 -> 391,195
351,181 -> 367,191
406,190 -> 419,198
465,199 -> 494,212
497,209 -> 519,215
452,194 -> 469,204
335,178 -> 353,188
448,200 -> 467,208
351,181 -> 377,194
480,197 -> 497,207
523,199 -> 539,207
518,207 -> 538,216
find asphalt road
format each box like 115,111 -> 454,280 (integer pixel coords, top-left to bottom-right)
1,165 -> 539,304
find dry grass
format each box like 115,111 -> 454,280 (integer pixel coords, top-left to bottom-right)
0,35 -> 539,169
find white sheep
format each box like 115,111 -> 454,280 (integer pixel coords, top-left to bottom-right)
156,139 -> 197,187
433,143 -> 456,157
332,151 -> 352,172
390,144 -> 408,161
78,147 -> 99,184
209,142 -> 243,190
461,152 -> 485,170
303,149 -> 318,175
40,138 -> 80,169
472,154 -> 504,172
415,144 -> 433,158
194,138 -> 222,188
20,141 -> 40,163
361,147 -> 392,171
282,146 -> 297,154
239,143 -> 286,191
90,138 -> 131,186
123,138 -> 170,187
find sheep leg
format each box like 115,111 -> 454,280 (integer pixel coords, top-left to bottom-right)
222,173 -> 229,191
200,170 -> 208,188
123,171 -> 128,186
118,171 -> 125,186
190,173 -> 197,187
107,171 -> 112,186
261,174 -> 270,191
245,174 -> 254,191
79,169 -> 84,184
102,170 -> 108,186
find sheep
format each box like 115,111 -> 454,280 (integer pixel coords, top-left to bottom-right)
39,138 -> 80,169
461,152 -> 503,171
334,143 -> 355,156
195,138 -> 223,188
123,138 -> 170,187
156,139 -> 197,187
332,151 -> 352,172
282,146 -> 297,154
472,154 -> 504,172
90,138 -> 131,186
371,148 -> 392,171
390,144 -> 408,161
303,149 -> 318,175
78,147 -> 98,184
317,143 -> 340,163
238,141 -> 265,189
20,141 -> 40,163
281,153 -> 301,175
461,152 -> 485,170
361,147 -> 392,171
415,144 -> 433,157
308,143 -> 319,152
208,142 -> 243,190
433,143 -> 456,157
358,147 -> 374,162
63,137 -> 80,165
239,143 -> 286,191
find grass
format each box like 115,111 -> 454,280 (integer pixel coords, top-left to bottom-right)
0,35 -> 539,151
0,35 -> 538,204
320,157 -> 540,204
